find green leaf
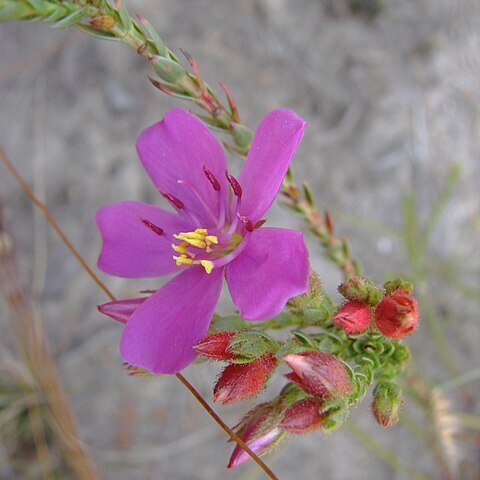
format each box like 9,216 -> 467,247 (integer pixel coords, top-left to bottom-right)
52,6 -> 88,28
117,5 -> 132,32
76,23 -> 118,40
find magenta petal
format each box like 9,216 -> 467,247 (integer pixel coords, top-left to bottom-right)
136,109 -> 228,226
96,201 -> 194,278
98,297 -> 148,324
226,228 -> 309,320
120,267 -> 224,374
239,109 -> 306,222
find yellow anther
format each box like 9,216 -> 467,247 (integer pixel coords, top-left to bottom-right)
173,254 -> 193,266
205,235 -> 218,244
184,238 -> 207,249
200,260 -> 214,274
174,231 -> 205,241
171,243 -> 195,258
172,229 -> 217,271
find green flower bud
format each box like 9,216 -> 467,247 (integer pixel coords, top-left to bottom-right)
230,123 -> 253,149
338,276 -> 384,306
372,382 -> 404,427
150,55 -> 187,83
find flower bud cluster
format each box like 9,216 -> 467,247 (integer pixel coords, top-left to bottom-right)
333,277 -> 419,339
194,331 -> 279,405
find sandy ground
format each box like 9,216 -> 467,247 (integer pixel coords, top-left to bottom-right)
1,0 -> 479,479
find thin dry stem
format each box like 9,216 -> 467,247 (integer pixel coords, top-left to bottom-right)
0,201 -> 100,479
431,389 -> 461,478
0,146 -> 279,479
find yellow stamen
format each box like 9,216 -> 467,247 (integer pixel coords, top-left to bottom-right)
171,229 -> 218,272
205,235 -> 218,244
200,260 -> 214,274
173,254 -> 193,266
171,243 -> 196,258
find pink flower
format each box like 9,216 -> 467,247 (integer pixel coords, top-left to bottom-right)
96,108 -> 309,374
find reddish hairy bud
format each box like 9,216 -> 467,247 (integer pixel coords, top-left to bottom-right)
372,382 -> 404,427
202,165 -> 221,191
193,331 -> 236,360
280,398 -> 325,434
226,173 -> 242,197
374,288 -> 419,339
98,297 -> 147,324
284,351 -> 352,399
332,301 -> 371,334
213,354 -> 277,405
338,276 -> 384,306
228,403 -> 286,469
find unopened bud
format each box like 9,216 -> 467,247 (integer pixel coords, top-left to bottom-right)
227,404 -> 286,469
230,123 -> 253,149
194,331 -> 236,360
374,287 -> 419,339
338,276 -> 384,306
284,351 -> 352,399
98,297 -> 147,324
383,279 -> 414,294
372,382 -> 403,427
280,398 -> 325,434
213,354 -> 277,405
90,15 -> 116,30
332,301 -> 371,334
150,56 -> 187,84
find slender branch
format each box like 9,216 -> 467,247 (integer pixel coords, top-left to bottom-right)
0,146 -> 278,479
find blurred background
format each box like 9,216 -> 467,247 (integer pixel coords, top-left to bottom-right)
1,0 -> 479,478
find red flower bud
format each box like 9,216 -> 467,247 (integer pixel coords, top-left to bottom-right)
213,354 -> 277,405
284,351 -> 352,399
193,331 -> 237,360
374,288 -> 419,339
332,301 -> 371,334
280,398 -> 325,434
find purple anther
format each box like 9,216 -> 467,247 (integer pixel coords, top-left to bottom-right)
226,172 -> 242,197
203,164 -> 221,191
139,218 -> 164,236
161,192 -> 184,209
254,219 -> 267,229
237,214 -> 254,232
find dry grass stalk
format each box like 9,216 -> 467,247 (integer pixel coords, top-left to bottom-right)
430,388 -> 462,479
0,204 -> 100,480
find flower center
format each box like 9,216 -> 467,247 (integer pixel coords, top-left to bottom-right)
171,228 -> 218,274
171,228 -> 244,274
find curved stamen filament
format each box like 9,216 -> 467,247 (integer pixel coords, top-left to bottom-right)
177,179 -> 219,226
